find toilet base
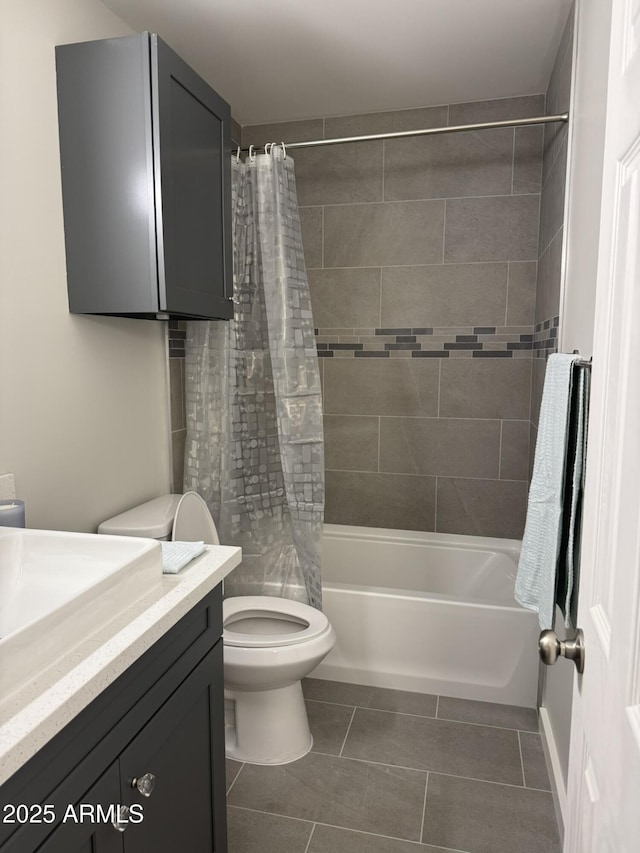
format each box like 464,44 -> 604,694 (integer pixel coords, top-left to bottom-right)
225,680 -> 313,765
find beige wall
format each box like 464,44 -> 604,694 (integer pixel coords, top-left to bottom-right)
0,0 -> 171,532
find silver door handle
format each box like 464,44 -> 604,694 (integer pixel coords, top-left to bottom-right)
538,628 -> 585,674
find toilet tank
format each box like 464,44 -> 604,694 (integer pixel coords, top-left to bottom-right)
98,495 -> 182,540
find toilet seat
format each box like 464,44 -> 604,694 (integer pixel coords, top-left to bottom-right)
223,596 -> 330,648
172,491 -> 219,545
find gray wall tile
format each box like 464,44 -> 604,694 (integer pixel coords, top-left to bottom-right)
436,477 -> 528,539
448,94 -> 545,125
299,207 -> 323,268
381,263 -> 507,328
539,136 -> 568,253
513,126 -> 544,193
547,7 -> 574,110
445,194 -> 540,262
324,200 -> 445,267
169,357 -> 184,431
244,95 -> 546,539
171,428 -> 186,493
439,359 -> 532,419
507,261 -> 537,325
295,141 -> 383,206
536,227 -> 563,325
530,358 -> 546,429
325,471 -> 436,530
379,417 -> 500,478
324,358 -> 440,417
500,420 -> 531,481
384,128 -> 513,200
325,105 -> 448,137
324,414 -> 379,471
529,421 -> 538,480
309,267 -> 380,328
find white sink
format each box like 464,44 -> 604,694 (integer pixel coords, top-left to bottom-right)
0,528 -> 162,698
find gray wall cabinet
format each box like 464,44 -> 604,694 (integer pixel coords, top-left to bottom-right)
56,33 -> 233,320
0,587 -> 227,853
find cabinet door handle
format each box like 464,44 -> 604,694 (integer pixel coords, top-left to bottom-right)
132,772 -> 156,797
112,805 -> 130,832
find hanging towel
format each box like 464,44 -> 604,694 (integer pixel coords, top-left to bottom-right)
515,353 -> 586,629
160,541 -> 206,574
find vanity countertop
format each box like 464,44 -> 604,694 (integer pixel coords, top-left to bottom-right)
0,544 -> 240,787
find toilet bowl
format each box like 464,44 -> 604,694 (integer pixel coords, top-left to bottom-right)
223,595 -> 335,764
99,493 -> 335,766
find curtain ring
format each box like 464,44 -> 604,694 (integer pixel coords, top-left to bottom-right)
280,141 -> 287,159
235,146 -> 241,163
248,144 -> 256,163
265,142 -> 273,154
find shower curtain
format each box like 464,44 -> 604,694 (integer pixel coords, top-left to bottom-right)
184,147 -> 324,608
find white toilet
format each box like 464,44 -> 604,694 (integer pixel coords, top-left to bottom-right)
99,493 -> 335,766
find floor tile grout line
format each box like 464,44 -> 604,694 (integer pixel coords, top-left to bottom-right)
306,698 -> 537,733
517,730 -> 526,787
338,706 -> 357,756
225,761 -> 245,796
301,748 -> 551,792
303,822 -> 317,853
420,771 -> 430,845
225,804 -> 472,851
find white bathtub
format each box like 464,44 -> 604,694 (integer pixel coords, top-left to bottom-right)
312,524 -> 540,708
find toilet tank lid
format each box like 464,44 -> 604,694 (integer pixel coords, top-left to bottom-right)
98,494 -> 182,539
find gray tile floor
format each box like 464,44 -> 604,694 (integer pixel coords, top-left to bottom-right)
226,678 -> 562,853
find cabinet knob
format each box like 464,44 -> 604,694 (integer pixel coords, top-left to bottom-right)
112,805 -> 130,832
132,772 -> 156,797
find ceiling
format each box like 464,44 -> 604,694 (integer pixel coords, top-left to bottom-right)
102,0 -> 574,126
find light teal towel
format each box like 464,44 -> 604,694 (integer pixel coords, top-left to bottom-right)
515,353 -> 581,629
160,541 -> 206,574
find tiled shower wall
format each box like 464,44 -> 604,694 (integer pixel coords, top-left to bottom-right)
168,321 -> 187,490
244,95 -> 544,538
531,10 -> 574,461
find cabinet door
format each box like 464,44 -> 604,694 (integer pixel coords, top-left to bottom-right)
35,764 -> 123,853
152,36 -> 233,320
120,642 -> 226,853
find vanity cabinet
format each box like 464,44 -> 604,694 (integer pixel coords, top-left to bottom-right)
0,588 -> 227,853
56,33 -> 233,320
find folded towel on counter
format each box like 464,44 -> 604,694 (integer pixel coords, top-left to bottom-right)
160,540 -> 206,574
515,353 -> 587,630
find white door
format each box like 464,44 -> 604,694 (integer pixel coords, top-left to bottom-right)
565,0 -> 640,849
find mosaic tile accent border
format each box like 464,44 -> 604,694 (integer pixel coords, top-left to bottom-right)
169,319 -> 187,358
533,316 -> 560,358
314,326 -> 535,359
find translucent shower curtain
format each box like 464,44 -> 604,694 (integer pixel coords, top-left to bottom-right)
184,147 -> 324,608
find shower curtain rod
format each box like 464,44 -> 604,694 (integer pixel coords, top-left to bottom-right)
239,112 -> 569,153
